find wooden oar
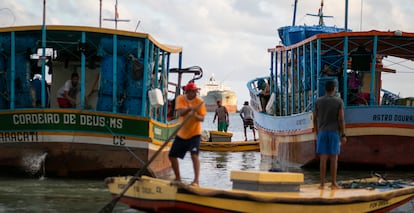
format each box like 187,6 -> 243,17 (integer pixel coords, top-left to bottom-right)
98,101 -> 204,213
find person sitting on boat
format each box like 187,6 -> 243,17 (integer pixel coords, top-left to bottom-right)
321,64 -> 345,98
56,72 -> 80,108
313,80 -> 346,189
347,71 -> 363,105
169,82 -> 206,186
239,101 -> 257,141
213,100 -> 229,132
321,64 -> 337,76
258,78 -> 270,112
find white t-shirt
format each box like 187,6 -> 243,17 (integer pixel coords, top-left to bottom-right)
56,80 -> 79,99
240,105 -> 254,120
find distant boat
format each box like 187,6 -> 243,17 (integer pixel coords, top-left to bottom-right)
247,0 -> 414,169
105,171 -> 414,213
200,74 -> 237,113
0,24 -> 203,178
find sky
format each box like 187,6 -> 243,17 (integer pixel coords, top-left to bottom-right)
1,0 -> 414,109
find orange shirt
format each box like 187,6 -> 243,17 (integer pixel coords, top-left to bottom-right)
175,95 -> 206,139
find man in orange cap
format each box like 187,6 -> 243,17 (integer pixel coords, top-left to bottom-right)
169,81 -> 206,186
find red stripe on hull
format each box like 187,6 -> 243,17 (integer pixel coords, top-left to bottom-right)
340,135 -> 414,168
120,196 -> 231,213
373,194 -> 414,213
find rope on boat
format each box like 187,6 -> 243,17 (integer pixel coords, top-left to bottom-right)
339,179 -> 407,190
340,172 -> 414,190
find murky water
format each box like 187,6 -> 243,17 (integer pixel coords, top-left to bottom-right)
0,113 -> 412,212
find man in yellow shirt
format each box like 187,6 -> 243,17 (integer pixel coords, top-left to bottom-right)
169,82 -> 206,186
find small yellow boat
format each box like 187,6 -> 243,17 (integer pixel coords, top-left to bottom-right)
200,131 -> 259,152
105,171 -> 414,213
200,141 -> 259,152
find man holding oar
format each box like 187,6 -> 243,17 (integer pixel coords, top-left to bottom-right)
99,82 -> 205,213
169,82 -> 206,186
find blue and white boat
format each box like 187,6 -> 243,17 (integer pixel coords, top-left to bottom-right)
247,0 -> 414,169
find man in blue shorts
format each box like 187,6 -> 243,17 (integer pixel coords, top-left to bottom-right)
313,80 -> 346,189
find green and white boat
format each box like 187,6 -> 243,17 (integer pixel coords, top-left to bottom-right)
0,25 -> 202,178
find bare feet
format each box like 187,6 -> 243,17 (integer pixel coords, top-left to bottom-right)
190,182 -> 199,187
318,184 -> 325,189
330,184 -> 342,189
170,179 -> 182,186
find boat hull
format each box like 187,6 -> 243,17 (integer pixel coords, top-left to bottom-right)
255,107 -> 414,169
106,175 -> 414,213
0,109 -> 177,178
0,141 -> 171,178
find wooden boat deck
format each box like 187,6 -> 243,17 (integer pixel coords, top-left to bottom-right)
106,175 -> 414,213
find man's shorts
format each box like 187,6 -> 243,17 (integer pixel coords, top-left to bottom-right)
218,121 -> 227,131
169,135 -> 201,159
243,119 -> 254,129
316,131 -> 340,155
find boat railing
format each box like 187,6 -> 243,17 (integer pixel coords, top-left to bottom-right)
247,78 -> 267,112
381,89 -> 400,106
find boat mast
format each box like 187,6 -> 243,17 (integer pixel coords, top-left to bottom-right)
99,0 -> 102,27
318,0 -> 324,26
345,0 -> 349,31
40,0 -> 47,108
103,0 -> 130,29
306,0 -> 333,26
292,0 -> 298,26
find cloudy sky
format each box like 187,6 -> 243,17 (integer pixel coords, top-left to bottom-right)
1,0 -> 413,108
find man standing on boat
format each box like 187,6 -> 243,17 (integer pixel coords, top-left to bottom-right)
240,101 -> 257,141
213,100 -> 229,132
169,82 -> 206,186
30,74 -> 50,107
56,72 -> 80,108
313,80 -> 346,189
